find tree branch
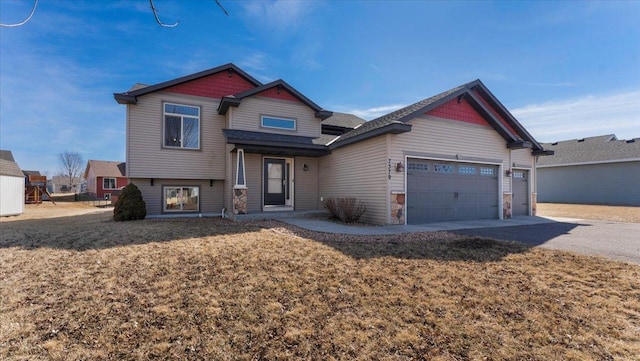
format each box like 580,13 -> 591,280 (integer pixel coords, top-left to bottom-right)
149,0 -> 179,28
0,0 -> 38,28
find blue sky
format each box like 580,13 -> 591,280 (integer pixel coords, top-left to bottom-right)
1,0 -> 639,176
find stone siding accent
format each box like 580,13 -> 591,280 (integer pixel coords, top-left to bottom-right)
390,192 -> 405,225
233,188 -> 247,215
503,193 -> 512,219
531,192 -> 537,216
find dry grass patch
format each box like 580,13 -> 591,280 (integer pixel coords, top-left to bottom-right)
537,203 -> 640,223
1,209 -> 639,360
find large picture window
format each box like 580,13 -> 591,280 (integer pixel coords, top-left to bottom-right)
103,178 -> 117,189
164,103 -> 200,149
164,186 -> 199,212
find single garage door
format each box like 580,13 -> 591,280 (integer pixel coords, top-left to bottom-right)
512,170 -> 529,216
407,159 -> 499,224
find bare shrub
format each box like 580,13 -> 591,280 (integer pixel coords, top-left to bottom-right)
322,197 -> 366,223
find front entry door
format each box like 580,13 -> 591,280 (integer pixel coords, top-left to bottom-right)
264,158 -> 286,206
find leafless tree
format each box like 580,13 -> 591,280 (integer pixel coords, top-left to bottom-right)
58,151 -> 85,191
1,0 -> 227,28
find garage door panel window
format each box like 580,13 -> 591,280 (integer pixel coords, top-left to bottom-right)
480,167 -> 496,176
434,164 -> 454,173
458,165 -> 477,175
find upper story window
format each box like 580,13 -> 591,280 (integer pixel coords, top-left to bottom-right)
261,116 -> 296,131
103,178 -> 116,189
164,103 -> 200,149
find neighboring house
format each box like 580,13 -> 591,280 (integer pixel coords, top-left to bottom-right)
114,63 -> 551,224
0,150 -> 25,216
49,175 -> 84,193
84,160 -> 127,201
537,135 -> 640,205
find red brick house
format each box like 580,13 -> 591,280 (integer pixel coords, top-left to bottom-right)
84,160 -> 127,201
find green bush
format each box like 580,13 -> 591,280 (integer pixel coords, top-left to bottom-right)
322,197 -> 366,223
113,183 -> 147,221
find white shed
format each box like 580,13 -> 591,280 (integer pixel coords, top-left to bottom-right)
0,150 -> 25,217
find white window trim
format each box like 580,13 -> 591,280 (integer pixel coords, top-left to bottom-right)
163,102 -> 201,150
235,149 -> 247,189
260,115 -> 297,131
103,177 -> 117,190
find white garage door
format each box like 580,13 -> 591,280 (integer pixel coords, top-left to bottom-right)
512,170 -> 529,216
406,159 -> 499,224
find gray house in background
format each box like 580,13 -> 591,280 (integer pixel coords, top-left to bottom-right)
537,134 -> 640,205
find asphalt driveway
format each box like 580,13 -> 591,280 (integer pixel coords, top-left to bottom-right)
453,218 -> 640,265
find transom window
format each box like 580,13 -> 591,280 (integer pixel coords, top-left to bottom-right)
103,178 -> 117,189
164,186 -> 199,212
434,164 -> 454,173
480,167 -> 496,176
261,116 -> 296,131
164,103 -> 200,149
458,165 -> 477,175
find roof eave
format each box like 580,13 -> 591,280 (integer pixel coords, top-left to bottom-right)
114,93 -> 137,104
217,97 -> 241,114
507,140 -> 533,149
331,122 -> 412,150
315,110 -> 333,120
532,149 -> 555,156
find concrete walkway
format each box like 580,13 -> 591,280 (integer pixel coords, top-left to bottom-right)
279,215 -> 564,235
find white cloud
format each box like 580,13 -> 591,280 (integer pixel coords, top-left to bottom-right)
511,90 -> 640,142
242,0 -> 313,31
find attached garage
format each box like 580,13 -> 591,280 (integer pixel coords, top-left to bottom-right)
406,158 -> 499,223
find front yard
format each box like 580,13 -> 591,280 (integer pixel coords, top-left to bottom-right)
1,204 -> 639,360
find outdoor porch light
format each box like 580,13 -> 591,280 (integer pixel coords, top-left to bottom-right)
505,169 -> 512,177
396,162 -> 405,172
303,164 -> 309,171
150,178 -> 154,186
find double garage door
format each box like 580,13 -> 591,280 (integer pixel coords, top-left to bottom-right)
407,158 -> 529,223
407,159 -> 500,224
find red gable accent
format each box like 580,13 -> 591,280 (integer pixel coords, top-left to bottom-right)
257,87 -> 301,103
473,90 -> 519,137
426,97 -> 490,126
165,72 -> 256,99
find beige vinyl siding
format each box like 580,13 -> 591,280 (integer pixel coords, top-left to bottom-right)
231,97 -> 321,138
294,157 -> 319,210
244,153 -> 263,212
320,136 -> 389,224
130,178 -> 223,216
126,92 -> 226,179
390,116 -> 511,192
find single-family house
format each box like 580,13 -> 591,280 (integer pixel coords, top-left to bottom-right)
114,63 -> 552,224
0,150 -> 25,216
84,160 -> 128,201
537,134 -> 640,205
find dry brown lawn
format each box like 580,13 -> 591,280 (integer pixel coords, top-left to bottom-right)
1,204 -> 639,360
537,203 -> 640,223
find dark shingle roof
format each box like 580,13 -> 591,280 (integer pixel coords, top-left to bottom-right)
321,112 -> 366,129
0,150 -> 16,162
223,129 -> 328,148
22,170 -> 41,177
538,134 -> 640,166
331,83 -> 468,147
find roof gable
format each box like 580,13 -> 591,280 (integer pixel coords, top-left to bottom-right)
0,157 -> 23,177
218,79 -> 332,120
114,63 -> 262,104
84,160 -> 126,179
331,80 -> 547,153
0,150 -> 16,162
